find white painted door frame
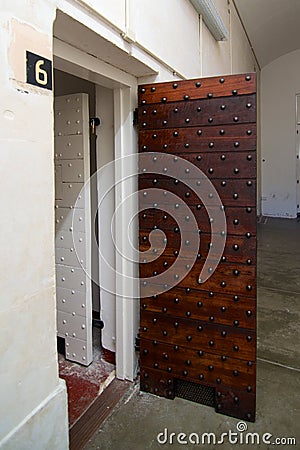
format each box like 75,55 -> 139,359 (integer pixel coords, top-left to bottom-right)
53,38 -> 139,380
114,87 -> 139,380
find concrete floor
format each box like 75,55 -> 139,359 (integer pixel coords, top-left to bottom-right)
85,218 -> 300,450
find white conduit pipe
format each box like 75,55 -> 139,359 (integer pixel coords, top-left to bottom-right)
190,0 -> 229,41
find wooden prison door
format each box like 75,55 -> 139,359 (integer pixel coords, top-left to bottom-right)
138,74 -> 257,421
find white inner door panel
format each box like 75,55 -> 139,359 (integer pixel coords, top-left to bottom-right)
54,93 -> 93,365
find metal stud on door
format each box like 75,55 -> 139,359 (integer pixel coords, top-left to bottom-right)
138,74 -> 257,421
54,93 -> 92,366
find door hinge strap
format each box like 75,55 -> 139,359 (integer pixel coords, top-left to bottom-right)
133,108 -> 138,126
90,117 -> 101,135
135,332 -> 140,352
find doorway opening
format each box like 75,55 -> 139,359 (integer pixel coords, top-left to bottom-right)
53,10 -> 141,424
54,68 -> 116,426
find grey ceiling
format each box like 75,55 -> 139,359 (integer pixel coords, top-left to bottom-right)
234,0 -> 300,68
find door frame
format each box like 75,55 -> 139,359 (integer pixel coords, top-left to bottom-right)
53,37 -> 139,380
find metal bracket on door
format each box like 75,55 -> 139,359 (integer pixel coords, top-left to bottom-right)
90,117 -> 101,135
133,108 -> 138,126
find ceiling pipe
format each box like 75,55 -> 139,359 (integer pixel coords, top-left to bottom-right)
190,0 -> 229,41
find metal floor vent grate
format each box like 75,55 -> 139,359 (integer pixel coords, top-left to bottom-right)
175,380 -> 215,407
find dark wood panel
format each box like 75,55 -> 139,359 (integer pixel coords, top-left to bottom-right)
139,94 -> 256,130
141,287 -> 256,329
138,72 -> 256,422
140,262 -> 256,298
215,385 -> 256,422
140,367 -> 175,399
140,151 -> 256,179
138,73 -> 256,106
140,339 -> 256,392
179,262 -> 256,296
139,228 -> 181,255
179,151 -> 256,179
140,311 -> 256,360
139,176 -> 256,207
139,124 -> 256,153
139,206 -> 257,236
139,233 -> 256,265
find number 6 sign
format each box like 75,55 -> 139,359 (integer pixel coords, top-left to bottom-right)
26,51 -> 52,90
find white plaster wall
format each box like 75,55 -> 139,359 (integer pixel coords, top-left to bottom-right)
201,1 -> 256,77
136,0 -> 258,84
256,70 -> 262,216
0,1 -> 68,447
70,0 -> 258,82
201,0 -> 231,76
82,0 -> 126,32
261,50 -> 300,218
230,3 -> 256,74
1,381 -> 68,450
133,0 -> 201,78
